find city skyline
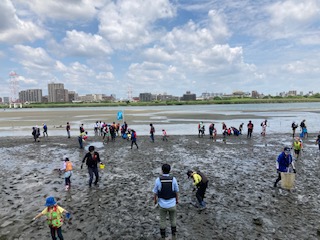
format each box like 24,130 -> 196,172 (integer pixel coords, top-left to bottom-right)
0,1 -> 319,99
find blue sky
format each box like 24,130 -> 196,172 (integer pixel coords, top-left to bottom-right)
0,0 -> 319,99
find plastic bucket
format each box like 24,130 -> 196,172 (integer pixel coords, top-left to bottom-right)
281,172 -> 295,189
99,163 -> 105,169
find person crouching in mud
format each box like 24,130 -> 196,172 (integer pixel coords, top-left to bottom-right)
187,170 -> 208,208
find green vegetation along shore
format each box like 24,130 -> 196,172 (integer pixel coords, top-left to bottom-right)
3,96 -> 320,108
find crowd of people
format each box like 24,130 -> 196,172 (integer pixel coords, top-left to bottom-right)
29,117 -> 318,239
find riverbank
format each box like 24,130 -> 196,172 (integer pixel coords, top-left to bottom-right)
0,133 -> 320,239
2,97 -> 320,108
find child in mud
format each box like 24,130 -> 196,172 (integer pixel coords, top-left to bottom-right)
162,129 -> 168,141
292,137 -> 303,160
61,156 -> 73,191
32,196 -> 70,240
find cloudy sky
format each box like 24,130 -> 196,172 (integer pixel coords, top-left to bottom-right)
0,0 -> 319,99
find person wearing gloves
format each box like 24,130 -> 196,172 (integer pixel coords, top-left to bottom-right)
187,170 -> 208,208
32,196 -> 70,240
153,164 -> 179,240
81,145 -> 102,187
274,146 -> 296,187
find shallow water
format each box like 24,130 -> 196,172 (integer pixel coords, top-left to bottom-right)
1,103 -> 320,137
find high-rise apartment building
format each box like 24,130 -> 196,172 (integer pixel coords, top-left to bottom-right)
19,89 -> 42,103
48,83 -> 64,102
55,89 -> 69,102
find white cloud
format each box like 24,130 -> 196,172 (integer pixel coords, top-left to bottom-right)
60,30 -> 112,57
0,0 -> 47,43
254,0 -> 320,40
282,60 -> 320,74
13,45 -> 56,71
127,61 -> 185,89
15,0 -> 103,22
98,0 -> 176,49
268,0 -> 319,25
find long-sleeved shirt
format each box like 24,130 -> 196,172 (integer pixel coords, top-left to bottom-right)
276,152 -> 295,172
82,151 -> 101,168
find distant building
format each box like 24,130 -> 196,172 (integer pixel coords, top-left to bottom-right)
78,94 -> 104,102
3,97 -> 9,103
251,90 -> 259,98
0,97 -> 2,103
181,91 -> 196,101
68,91 -> 78,102
288,90 -> 297,96
200,92 -> 211,100
139,93 -> 152,102
102,95 -> 116,102
152,93 -> 177,101
48,83 -> 64,102
19,89 -> 42,103
55,89 -> 69,102
42,96 -> 48,103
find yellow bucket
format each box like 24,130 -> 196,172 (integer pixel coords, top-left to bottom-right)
99,163 -> 105,169
281,172 -> 295,190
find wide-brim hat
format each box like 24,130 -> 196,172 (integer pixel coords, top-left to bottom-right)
45,196 -> 56,206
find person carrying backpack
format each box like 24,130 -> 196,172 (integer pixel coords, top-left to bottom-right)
187,170 -> 208,208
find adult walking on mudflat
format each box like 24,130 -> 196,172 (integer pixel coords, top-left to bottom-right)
153,164 -> 179,240
81,146 -> 102,187
274,147 -> 296,187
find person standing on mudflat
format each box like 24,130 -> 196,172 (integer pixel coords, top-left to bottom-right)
130,129 -> 138,149
81,146 -> 102,187
66,122 -> 71,138
153,164 -> 179,240
150,123 -> 155,142
247,120 -> 254,138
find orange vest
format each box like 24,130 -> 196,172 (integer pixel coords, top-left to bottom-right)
65,161 -> 72,171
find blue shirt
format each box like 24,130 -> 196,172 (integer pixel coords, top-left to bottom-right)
153,174 -> 179,208
277,152 -> 293,172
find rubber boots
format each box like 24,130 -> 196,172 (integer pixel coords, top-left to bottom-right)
160,228 -> 166,239
172,226 -> 177,240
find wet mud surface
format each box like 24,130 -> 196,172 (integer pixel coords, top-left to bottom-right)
0,133 -> 320,240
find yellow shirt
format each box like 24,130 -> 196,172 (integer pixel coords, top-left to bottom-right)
41,205 -> 65,222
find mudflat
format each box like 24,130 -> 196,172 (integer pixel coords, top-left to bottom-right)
0,132 -> 319,240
